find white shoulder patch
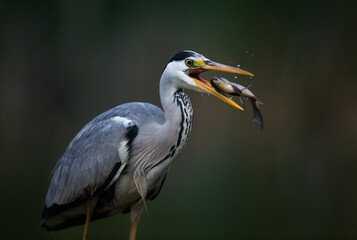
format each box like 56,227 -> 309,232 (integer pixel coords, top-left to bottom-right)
112,115 -> 136,163
118,139 -> 129,162
111,116 -> 133,128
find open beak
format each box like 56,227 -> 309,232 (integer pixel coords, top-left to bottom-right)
189,61 -> 254,111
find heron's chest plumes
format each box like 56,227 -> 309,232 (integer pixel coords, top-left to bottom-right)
142,90 -> 194,169
172,90 -> 194,154
129,90 -> 193,200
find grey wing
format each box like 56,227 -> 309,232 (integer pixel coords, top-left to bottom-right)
44,115 -> 138,210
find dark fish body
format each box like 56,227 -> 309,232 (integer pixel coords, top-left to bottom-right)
210,77 -> 264,131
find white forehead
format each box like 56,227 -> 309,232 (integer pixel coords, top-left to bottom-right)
166,60 -> 188,72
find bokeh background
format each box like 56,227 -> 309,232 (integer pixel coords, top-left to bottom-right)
1,1 -> 356,239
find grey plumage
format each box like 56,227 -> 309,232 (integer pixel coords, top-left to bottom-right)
42,103 -> 167,229
46,103 -> 158,204
42,94 -> 193,229
41,50 -> 255,239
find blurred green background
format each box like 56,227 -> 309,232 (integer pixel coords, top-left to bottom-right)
1,1 -> 356,239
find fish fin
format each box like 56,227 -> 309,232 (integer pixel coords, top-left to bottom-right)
231,85 -> 243,95
238,97 -> 246,107
244,83 -> 253,90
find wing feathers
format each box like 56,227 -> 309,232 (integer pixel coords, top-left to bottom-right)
43,115 -> 138,220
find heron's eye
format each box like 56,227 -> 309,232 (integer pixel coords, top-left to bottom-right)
185,59 -> 194,67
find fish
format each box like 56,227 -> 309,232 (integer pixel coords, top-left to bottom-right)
210,76 -> 264,131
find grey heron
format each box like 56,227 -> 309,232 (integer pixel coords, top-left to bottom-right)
41,50 -> 254,240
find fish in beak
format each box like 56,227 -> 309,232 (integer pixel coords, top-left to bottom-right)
187,60 -> 254,111
210,76 -> 264,131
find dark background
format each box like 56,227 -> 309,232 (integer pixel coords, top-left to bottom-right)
1,1 -> 356,239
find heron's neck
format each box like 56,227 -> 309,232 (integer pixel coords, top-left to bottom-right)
160,77 -> 186,123
159,76 -> 193,149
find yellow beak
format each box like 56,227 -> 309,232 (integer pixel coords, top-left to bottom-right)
190,61 -> 254,110
202,61 -> 254,77
193,79 -> 245,110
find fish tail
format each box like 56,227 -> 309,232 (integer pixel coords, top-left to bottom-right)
250,100 -> 264,132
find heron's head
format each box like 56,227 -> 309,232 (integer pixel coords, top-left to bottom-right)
163,50 -> 254,110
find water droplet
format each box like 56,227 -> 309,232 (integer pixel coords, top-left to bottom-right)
245,50 -> 248,54
229,96 -> 233,100
234,76 -> 238,79
237,64 -> 240,68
